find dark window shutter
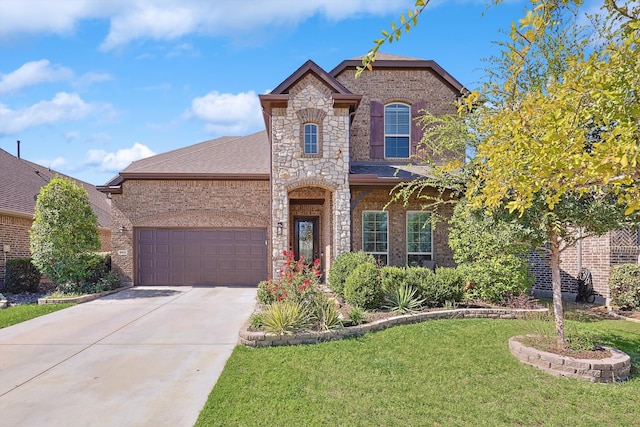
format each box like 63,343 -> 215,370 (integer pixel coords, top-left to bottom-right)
411,101 -> 427,156
370,101 -> 384,159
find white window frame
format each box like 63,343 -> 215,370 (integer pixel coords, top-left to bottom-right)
303,123 -> 319,155
362,210 -> 388,265
384,103 -> 410,159
406,211 -> 433,267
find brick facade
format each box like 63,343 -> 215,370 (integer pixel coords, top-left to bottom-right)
334,67 -> 461,162
110,179 -> 270,285
530,227 -> 640,301
350,187 -> 455,268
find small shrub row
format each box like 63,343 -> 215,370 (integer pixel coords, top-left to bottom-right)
609,264 -> 640,311
329,251 -> 532,310
3,258 -> 42,294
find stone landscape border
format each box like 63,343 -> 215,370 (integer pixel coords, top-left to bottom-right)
239,307 -> 549,347
37,285 -> 133,305
509,335 -> 631,383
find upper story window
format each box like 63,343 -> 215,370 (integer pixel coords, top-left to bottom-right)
384,103 -> 410,158
304,123 -> 318,154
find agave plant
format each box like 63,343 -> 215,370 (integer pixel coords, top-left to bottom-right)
383,284 -> 425,313
313,295 -> 343,330
261,300 -> 313,334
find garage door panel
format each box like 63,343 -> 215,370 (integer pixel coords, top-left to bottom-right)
136,228 -> 266,286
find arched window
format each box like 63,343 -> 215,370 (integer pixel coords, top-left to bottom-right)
304,123 -> 318,154
384,103 -> 410,158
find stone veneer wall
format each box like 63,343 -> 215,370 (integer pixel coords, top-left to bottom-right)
334,68 -> 461,162
270,74 -> 352,277
350,187 -> 455,267
110,179 -> 270,284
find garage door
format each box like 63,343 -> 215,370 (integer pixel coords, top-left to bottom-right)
136,228 -> 267,286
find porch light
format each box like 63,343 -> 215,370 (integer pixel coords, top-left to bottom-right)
119,226 -> 126,235
277,222 -> 283,236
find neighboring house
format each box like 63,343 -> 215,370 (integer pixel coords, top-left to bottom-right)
98,54 -> 466,287
0,148 -> 112,288
530,228 -> 640,302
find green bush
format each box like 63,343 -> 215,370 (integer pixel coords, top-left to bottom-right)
609,264 -> 640,311
4,258 -> 41,293
348,306 -> 366,325
460,255 -> 533,304
416,267 -> 465,307
380,266 -> 407,291
329,251 -> 376,296
343,262 -> 383,310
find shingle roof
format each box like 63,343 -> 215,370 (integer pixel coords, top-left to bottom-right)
350,162 -> 435,180
102,131 -> 270,188
0,148 -> 111,228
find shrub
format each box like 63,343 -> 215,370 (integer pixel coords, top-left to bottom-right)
261,300 -> 313,334
348,306 -> 366,325
609,264 -> 640,311
416,267 -> 465,307
256,250 -> 321,305
383,284 -> 425,313
30,175 -> 100,285
460,255 -> 533,304
343,262 -> 383,310
4,258 -> 41,293
380,266 -> 407,291
328,251 -> 376,296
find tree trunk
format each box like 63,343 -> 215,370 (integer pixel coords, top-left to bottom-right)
549,230 -> 566,347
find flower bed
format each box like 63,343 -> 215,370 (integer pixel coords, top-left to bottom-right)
239,307 -> 548,347
509,335 -> 631,383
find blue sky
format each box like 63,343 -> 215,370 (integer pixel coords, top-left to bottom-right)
0,0 -> 600,185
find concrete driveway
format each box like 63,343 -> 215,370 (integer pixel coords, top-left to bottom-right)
0,286 -> 256,427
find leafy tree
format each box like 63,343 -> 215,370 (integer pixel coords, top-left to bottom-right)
366,0 -> 640,345
30,175 -> 100,285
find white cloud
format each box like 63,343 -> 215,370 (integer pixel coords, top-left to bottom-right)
0,92 -> 112,135
0,60 -> 73,94
85,142 -> 155,172
0,0 -> 415,50
184,90 -> 263,135
65,131 -> 79,141
35,157 -> 67,169
73,71 -> 113,88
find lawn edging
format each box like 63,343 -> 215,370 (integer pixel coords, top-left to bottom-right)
38,285 -> 134,305
509,335 -> 631,383
239,307 -> 548,347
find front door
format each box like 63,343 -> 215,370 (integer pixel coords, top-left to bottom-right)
294,217 -> 319,264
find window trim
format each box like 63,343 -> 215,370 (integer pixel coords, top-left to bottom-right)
406,211 -> 433,266
303,123 -> 319,155
384,103 -> 411,159
362,210 -> 389,265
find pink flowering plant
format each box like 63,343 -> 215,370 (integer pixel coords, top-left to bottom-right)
257,250 -> 322,305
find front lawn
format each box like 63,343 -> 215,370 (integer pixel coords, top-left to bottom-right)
196,317 -> 639,427
0,303 -> 74,329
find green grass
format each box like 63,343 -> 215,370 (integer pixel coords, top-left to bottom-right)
196,317 -> 639,427
0,303 -> 74,328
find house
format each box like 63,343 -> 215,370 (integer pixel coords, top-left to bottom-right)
98,54 -> 466,287
0,148 -> 112,288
